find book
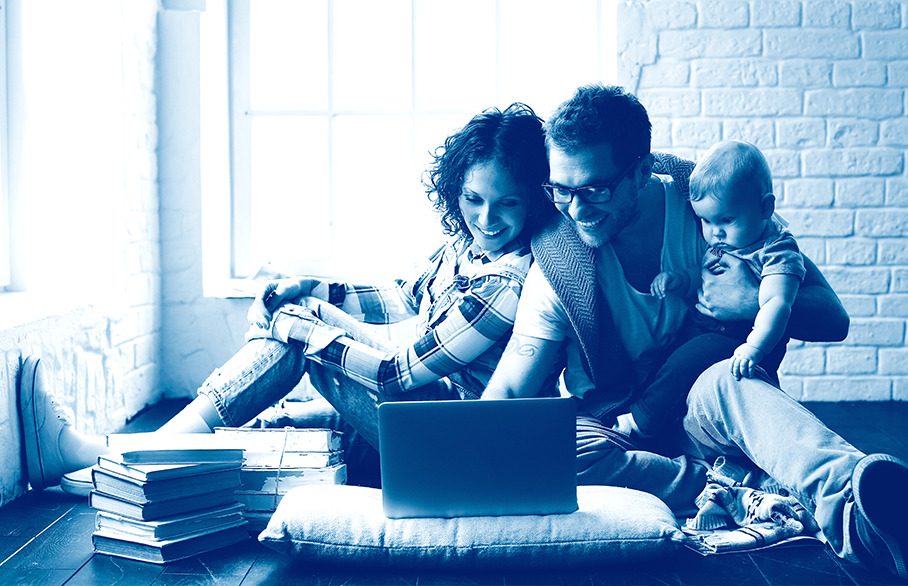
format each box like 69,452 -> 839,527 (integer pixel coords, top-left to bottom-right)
92,524 -> 250,564
117,448 -> 245,465
239,464 -> 348,492
214,427 -> 343,452
242,449 -> 343,469
107,427 -> 343,454
235,464 -> 348,511
95,502 -> 246,541
97,454 -> 242,482
91,466 -> 241,503
89,488 -> 239,521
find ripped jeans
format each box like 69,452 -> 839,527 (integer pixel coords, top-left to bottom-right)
196,299 -> 459,486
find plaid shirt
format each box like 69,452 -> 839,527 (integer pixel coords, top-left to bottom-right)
276,237 -> 532,399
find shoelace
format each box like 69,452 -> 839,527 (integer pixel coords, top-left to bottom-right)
46,391 -> 74,423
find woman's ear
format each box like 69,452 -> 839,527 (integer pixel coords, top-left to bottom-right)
761,192 -> 776,218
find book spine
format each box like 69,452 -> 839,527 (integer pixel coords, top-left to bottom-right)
241,450 -> 342,468
238,464 -> 347,492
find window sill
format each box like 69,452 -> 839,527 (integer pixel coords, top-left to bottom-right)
0,291 -> 88,331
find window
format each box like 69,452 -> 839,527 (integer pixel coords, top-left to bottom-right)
0,0 -> 8,290
226,0 -> 618,282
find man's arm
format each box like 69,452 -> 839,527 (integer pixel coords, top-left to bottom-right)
698,254 -> 848,343
787,255 -> 849,342
481,333 -> 562,399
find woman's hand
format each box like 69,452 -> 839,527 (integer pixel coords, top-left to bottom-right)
246,278 -> 314,329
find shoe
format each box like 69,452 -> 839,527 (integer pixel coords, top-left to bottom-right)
60,466 -> 93,498
18,357 -> 71,490
851,453 -> 908,580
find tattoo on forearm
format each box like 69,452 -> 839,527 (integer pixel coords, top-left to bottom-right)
504,336 -> 538,358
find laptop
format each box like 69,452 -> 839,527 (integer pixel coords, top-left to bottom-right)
377,397 -> 578,518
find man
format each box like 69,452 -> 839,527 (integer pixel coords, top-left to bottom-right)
483,84 -> 907,579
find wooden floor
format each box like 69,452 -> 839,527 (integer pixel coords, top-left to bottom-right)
1,399 -> 907,586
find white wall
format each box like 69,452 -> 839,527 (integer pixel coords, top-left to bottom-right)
620,0 -> 908,401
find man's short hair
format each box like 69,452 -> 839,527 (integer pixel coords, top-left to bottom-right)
544,84 -> 652,167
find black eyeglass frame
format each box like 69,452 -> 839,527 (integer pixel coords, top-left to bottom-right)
541,155 -> 642,205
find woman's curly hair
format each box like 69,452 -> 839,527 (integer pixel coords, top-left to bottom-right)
424,103 -> 551,239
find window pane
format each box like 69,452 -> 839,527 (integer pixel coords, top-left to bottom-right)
333,0 -> 412,111
499,0 -> 600,116
250,0 -> 329,111
414,0 -> 497,112
249,116 -> 331,271
333,115 -> 441,280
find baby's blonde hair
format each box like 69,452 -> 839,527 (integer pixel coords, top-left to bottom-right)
689,140 -> 773,204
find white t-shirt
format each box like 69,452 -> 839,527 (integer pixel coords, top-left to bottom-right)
514,174 -> 705,398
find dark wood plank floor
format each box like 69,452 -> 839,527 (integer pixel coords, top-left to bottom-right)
1,399 -> 907,586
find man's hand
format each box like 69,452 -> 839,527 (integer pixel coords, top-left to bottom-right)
696,253 -> 760,322
731,343 -> 763,380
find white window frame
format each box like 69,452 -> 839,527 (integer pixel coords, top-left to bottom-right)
0,0 -> 9,291
211,0 -> 619,292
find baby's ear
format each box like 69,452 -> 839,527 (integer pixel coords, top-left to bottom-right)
761,192 -> 776,218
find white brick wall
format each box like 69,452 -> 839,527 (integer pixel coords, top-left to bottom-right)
0,1 -> 162,506
621,0 -> 908,401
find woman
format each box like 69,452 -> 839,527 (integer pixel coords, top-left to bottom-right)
21,103 -> 554,492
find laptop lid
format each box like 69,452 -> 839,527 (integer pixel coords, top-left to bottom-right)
378,397 -> 578,518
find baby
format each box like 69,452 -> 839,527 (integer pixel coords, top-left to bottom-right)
615,140 -> 805,439
655,140 -> 805,379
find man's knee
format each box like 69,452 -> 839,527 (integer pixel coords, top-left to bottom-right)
686,359 -> 735,408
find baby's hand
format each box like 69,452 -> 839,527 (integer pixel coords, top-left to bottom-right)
731,343 -> 764,380
650,271 -> 687,299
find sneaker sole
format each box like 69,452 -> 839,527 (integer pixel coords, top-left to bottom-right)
60,471 -> 93,498
18,357 -> 49,490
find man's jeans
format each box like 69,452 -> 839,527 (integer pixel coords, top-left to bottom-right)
577,359 -> 865,564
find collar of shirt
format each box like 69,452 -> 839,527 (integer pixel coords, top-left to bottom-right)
465,235 -> 529,265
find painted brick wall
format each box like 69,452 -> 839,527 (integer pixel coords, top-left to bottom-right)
618,0 -> 908,401
0,1 -> 162,506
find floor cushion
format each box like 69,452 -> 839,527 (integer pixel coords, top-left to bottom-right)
258,484 -> 684,569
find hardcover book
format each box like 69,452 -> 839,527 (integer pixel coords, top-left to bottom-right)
117,448 -> 244,465
107,427 -> 343,454
96,454 -> 242,482
92,523 -> 250,564
235,463 -> 348,512
239,464 -> 347,492
94,502 -> 246,541
242,449 -> 343,469
89,488 -> 239,521
91,466 -> 241,504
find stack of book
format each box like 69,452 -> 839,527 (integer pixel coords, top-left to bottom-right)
89,448 -> 249,564
217,427 -> 347,530
106,427 -> 346,531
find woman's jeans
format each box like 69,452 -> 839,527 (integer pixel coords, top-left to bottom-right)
577,359 -> 866,564
196,299 -> 459,487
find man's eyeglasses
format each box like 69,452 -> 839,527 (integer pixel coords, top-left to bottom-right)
542,156 -> 641,205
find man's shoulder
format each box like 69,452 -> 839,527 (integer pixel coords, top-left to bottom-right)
652,151 -> 696,200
